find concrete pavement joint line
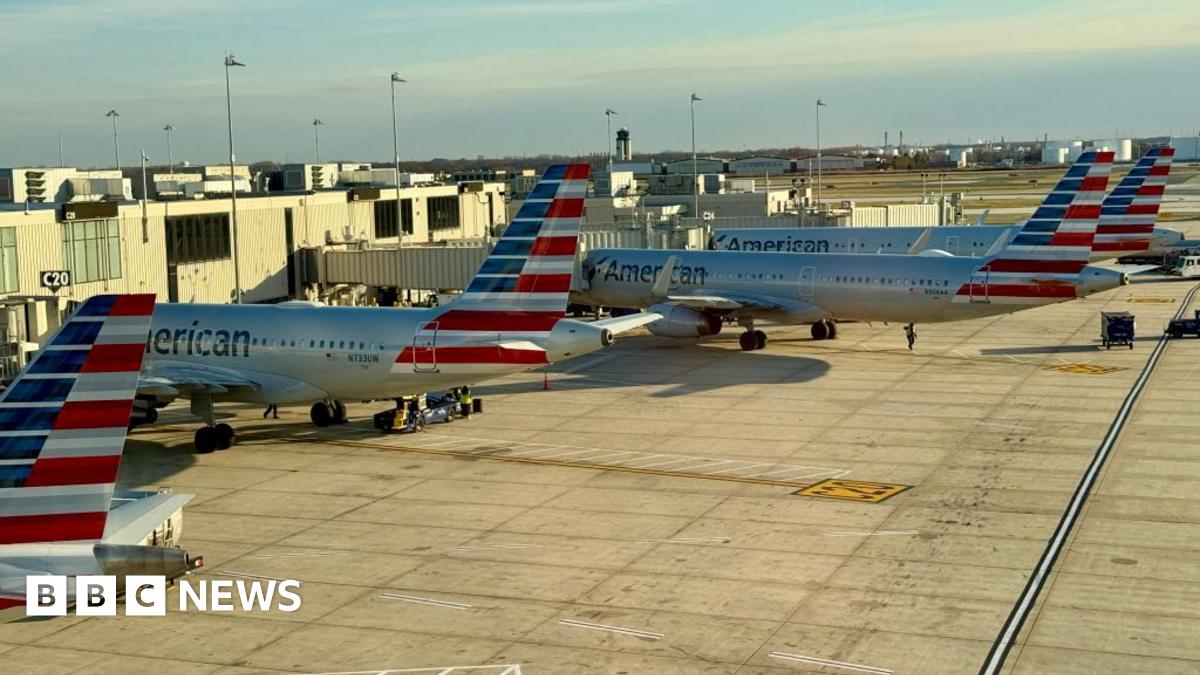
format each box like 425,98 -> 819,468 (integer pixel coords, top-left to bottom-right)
249,551 -> 352,559
328,439 -> 835,488
217,570 -> 287,582
767,651 -> 893,674
303,667 -> 523,675
557,618 -> 663,640
447,544 -> 545,551
980,282 -> 1200,675
822,530 -> 920,537
378,593 -> 472,610
636,537 -> 732,545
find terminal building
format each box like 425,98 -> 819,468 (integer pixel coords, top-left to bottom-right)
0,177 -> 504,374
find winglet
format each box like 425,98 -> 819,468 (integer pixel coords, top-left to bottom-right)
651,255 -> 678,299
907,228 -> 933,255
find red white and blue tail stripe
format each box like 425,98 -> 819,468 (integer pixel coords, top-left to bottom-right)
957,150 -> 1113,303
1093,146 -> 1173,254
0,294 -> 155,545
396,164 -> 589,370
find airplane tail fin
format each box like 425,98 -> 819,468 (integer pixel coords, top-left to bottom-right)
1093,146 -> 1174,253
964,150 -> 1113,301
0,294 -> 155,545
437,163 -> 588,327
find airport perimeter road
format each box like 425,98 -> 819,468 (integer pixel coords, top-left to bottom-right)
2,274 -> 1199,674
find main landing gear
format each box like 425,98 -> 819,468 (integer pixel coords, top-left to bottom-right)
810,319 -> 838,341
310,400 -> 349,427
737,318 -> 768,351
191,393 -> 235,454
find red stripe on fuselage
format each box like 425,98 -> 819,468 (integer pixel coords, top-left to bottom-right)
955,283 -> 1077,299
0,511 -> 107,544
985,259 -> 1089,274
398,345 -> 549,365
430,310 -> 563,332
25,455 -> 122,487
81,343 -> 145,373
54,399 -> 134,430
530,236 -> 578,256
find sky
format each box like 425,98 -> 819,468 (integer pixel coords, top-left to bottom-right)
2,0 -> 1200,167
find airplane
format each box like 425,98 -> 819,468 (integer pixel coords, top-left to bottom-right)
0,294 -> 199,618
574,150 -> 1128,351
136,164 -> 659,453
710,146 -> 1179,260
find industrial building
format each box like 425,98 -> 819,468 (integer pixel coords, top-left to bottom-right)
663,157 -> 726,174
728,156 -> 792,175
1171,136 -> 1200,161
0,167 -> 130,204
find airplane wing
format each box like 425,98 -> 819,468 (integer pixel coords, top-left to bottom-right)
103,491 -> 193,545
138,361 -> 262,399
664,291 -> 826,319
593,311 -> 663,335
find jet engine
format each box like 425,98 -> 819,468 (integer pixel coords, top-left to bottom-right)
94,543 -> 199,580
646,304 -> 722,338
544,318 -> 614,361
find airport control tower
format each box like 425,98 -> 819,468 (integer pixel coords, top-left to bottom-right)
616,128 -> 632,161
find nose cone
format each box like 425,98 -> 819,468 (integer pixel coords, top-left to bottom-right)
1078,265 -> 1128,297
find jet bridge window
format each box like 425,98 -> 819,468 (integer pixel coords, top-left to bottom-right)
61,219 -> 122,283
374,198 -> 414,239
428,196 -> 461,231
0,228 -> 17,293
165,213 -> 231,264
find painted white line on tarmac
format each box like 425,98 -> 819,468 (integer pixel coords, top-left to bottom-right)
448,544 -> 544,552
558,618 -> 662,640
637,537 -> 731,545
379,593 -> 472,610
218,570 -> 287,582
250,551 -> 352,559
768,651 -> 892,674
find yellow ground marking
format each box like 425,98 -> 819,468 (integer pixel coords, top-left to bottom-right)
796,479 -> 910,503
1128,298 -> 1175,304
327,439 -> 817,489
1046,363 -> 1126,375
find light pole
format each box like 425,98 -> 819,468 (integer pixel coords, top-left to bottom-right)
224,52 -> 246,304
140,149 -> 150,242
163,124 -> 174,173
815,98 -> 826,207
390,72 -> 405,248
690,93 -> 702,220
105,109 -> 120,171
605,108 -> 618,170
312,118 -> 324,164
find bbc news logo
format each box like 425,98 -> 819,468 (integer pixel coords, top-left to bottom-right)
27,576 -> 302,616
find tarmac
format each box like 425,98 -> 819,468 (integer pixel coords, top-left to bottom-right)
3,267 -> 1200,674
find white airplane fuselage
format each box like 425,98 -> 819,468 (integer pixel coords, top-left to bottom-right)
711,225 -> 1183,259
578,248 -> 1126,325
145,303 -> 610,404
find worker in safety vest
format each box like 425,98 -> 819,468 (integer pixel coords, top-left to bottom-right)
459,385 -> 473,418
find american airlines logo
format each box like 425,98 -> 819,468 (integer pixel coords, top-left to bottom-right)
718,235 -> 831,253
146,321 -> 252,358
26,575 -> 301,616
595,257 -> 709,285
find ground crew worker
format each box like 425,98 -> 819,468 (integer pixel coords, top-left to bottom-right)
460,385 -> 473,418
905,323 -> 917,350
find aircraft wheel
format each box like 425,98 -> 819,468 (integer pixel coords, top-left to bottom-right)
310,402 -> 333,427
194,427 -> 220,454
145,407 -> 158,424
824,320 -> 838,339
331,400 -> 348,424
214,423 -> 235,450
753,330 -> 767,350
810,321 -> 830,341
738,332 -> 757,351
